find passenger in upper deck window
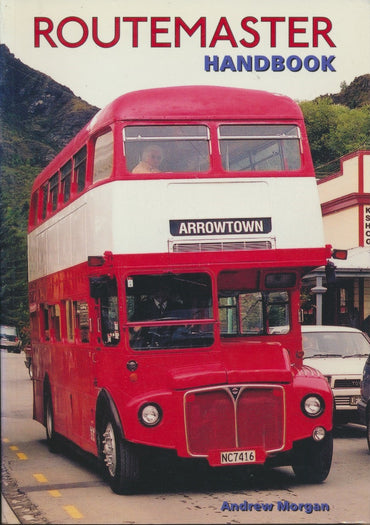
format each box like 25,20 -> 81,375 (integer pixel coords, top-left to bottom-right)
132,145 -> 163,173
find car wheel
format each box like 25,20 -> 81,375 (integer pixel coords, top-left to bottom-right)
98,415 -> 141,494
292,432 -> 333,483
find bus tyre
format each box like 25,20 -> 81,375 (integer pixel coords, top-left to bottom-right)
99,416 -> 140,495
45,391 -> 59,453
292,432 -> 333,483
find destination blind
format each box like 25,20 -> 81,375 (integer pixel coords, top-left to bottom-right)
170,217 -> 272,236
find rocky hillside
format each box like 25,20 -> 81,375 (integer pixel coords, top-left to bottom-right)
331,74 -> 370,108
0,44 -> 99,166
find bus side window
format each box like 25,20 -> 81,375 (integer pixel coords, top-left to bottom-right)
49,173 -> 59,212
49,304 -> 61,341
65,299 -> 75,342
74,146 -> 87,193
90,276 -> 120,346
93,131 -> 113,183
40,304 -> 50,340
76,301 -> 90,343
61,160 -> 72,202
41,184 -> 48,219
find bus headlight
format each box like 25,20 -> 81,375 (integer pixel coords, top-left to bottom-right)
301,395 -> 324,417
139,403 -> 162,427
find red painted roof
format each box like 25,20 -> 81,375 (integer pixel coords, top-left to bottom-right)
91,85 -> 303,126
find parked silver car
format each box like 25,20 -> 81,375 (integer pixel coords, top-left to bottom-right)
302,325 -> 370,424
0,325 -> 22,353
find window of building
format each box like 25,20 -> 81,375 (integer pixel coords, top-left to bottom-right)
123,125 -> 210,174
93,132 -> 113,183
219,124 -> 301,172
74,146 -> 87,192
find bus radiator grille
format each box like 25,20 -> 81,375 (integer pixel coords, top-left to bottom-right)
184,386 -> 285,456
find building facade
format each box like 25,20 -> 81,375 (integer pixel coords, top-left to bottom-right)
303,150 -> 370,334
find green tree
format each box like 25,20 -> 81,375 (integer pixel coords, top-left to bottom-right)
0,163 -> 38,343
300,98 -> 370,177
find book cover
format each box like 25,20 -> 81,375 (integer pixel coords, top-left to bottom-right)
1,0 -> 369,524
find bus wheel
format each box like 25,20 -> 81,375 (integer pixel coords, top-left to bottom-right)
292,432 -> 333,483
45,391 -> 59,453
99,417 -> 140,495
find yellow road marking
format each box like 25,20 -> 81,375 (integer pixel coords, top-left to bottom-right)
48,490 -> 61,498
16,452 -> 28,460
9,445 -> 19,450
33,473 -> 48,483
63,505 -> 83,519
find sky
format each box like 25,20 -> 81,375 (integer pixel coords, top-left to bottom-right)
1,0 -> 369,109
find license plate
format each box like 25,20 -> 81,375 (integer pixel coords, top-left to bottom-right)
220,450 -> 256,464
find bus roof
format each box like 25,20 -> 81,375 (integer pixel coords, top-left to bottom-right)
90,85 -> 303,127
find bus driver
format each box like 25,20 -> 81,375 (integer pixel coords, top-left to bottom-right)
132,145 -> 163,173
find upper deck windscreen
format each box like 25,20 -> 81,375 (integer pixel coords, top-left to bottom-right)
219,125 -> 301,172
124,125 -> 210,173
123,124 -> 302,174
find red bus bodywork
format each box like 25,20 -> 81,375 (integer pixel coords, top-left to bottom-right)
28,86 -> 334,493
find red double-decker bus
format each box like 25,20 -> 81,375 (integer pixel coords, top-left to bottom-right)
28,85 -> 334,494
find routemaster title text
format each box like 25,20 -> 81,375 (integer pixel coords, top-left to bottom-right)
34,16 -> 336,73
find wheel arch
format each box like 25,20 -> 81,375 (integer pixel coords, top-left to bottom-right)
95,389 -> 125,441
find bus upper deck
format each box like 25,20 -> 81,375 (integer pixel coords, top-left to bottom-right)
28,86 -> 324,283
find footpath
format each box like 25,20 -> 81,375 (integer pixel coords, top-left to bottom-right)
2,494 -> 20,524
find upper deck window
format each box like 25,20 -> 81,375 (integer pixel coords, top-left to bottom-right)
93,132 -> 113,183
123,125 -> 210,174
74,146 -> 87,192
49,173 -> 59,211
41,184 -> 48,219
61,160 -> 72,203
219,125 -> 301,172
